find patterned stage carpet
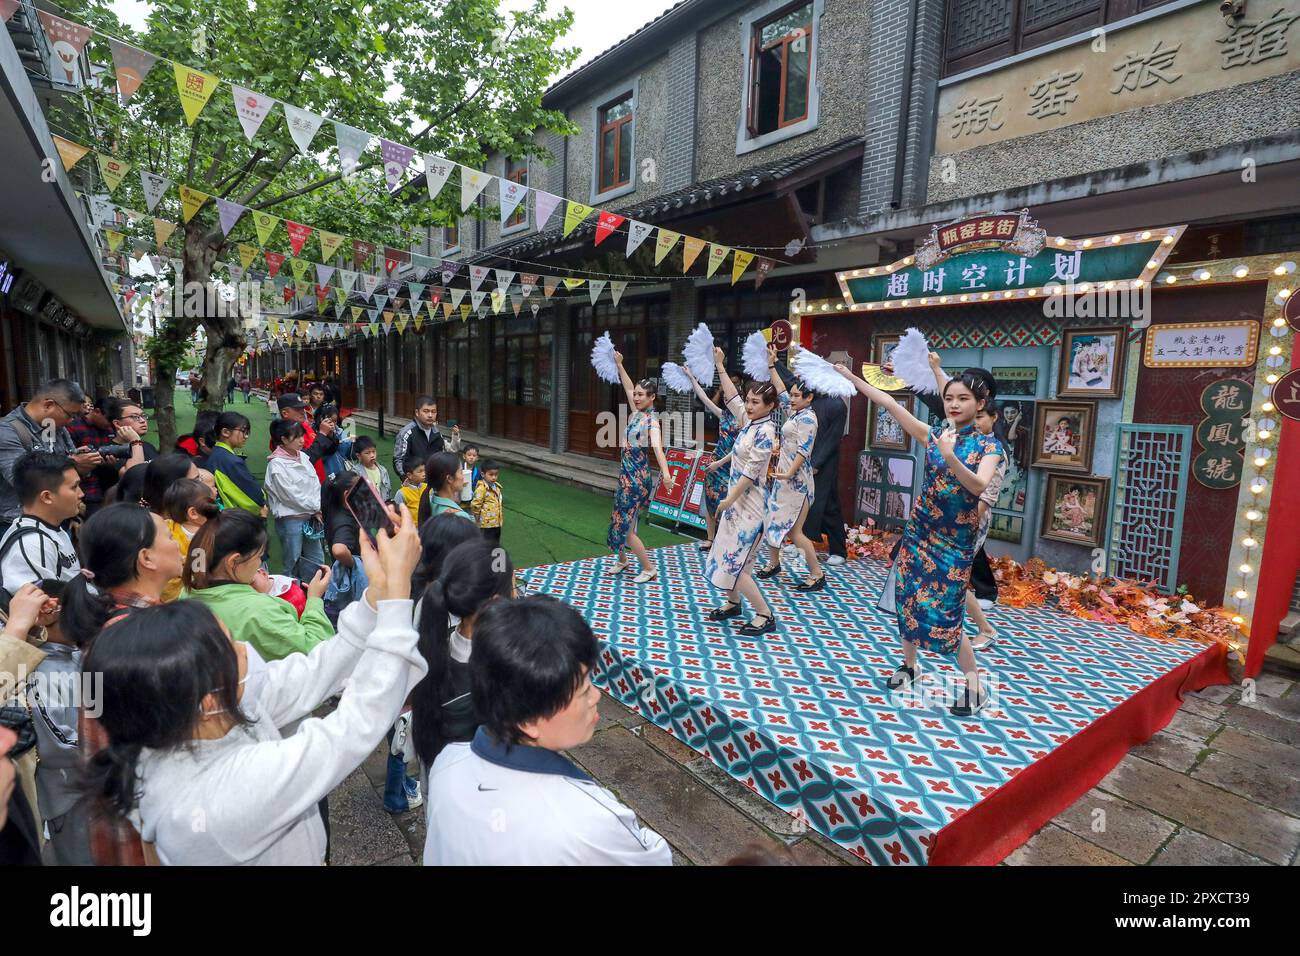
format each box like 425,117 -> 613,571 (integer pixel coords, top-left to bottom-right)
521,543 -> 1217,865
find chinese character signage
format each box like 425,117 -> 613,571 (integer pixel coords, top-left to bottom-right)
1192,378 -> 1250,489
1144,320 -> 1259,369
1273,368 -> 1300,424
836,216 -> 1180,312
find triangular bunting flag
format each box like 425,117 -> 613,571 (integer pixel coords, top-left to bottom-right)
153,219 -> 177,248
470,290 -> 486,311
754,257 -> 775,289
360,273 -> 380,295
562,201 -> 594,238
655,229 -> 681,265
460,168 -> 491,211
510,292 -> 522,317
51,135 -> 90,172
315,284 -> 329,308
281,105 -> 324,155
380,139 -> 416,190
414,312 -> 425,332
352,240 -> 375,269
594,212 -> 625,246
407,282 -> 425,301
520,273 -> 538,298
731,250 -> 755,285
682,236 -> 706,272
395,316 -> 409,334
610,280 -> 628,307
285,221 -> 313,257
104,230 -> 125,253
423,155 -> 454,201
442,301 -> 453,320
335,123 -> 372,179
140,170 -> 171,211
469,266 -> 489,292
441,261 -> 459,285
334,287 -> 347,307
494,269 -> 516,292
231,86 -> 274,142
253,211 -> 280,246
534,192 -> 562,230
290,258 -> 311,283
490,289 -> 505,314
172,64 -> 220,125
588,280 -> 607,304
96,154 -> 131,194
706,243 -> 731,278
317,230 -> 344,262
499,180 -> 528,225
450,288 -> 467,309
542,275 -> 559,298
563,277 -> 585,290
338,269 -> 357,291
215,198 -> 247,236
625,220 -> 653,258
36,12 -> 92,84
460,304 -> 471,322
351,306 -> 364,321
179,186 -> 209,223
109,40 -> 156,101
237,243 -> 258,270
316,264 -> 336,287
264,250 -> 286,277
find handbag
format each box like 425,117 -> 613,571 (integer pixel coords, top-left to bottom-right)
0,701 -> 37,759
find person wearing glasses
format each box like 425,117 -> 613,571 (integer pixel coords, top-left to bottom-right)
0,380 -> 102,530
103,399 -> 156,466
206,412 -> 267,517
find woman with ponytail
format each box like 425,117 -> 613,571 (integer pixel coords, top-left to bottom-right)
416,452 -> 476,526
410,540 -> 515,773
410,510 -> 482,596
83,507 -> 425,865
141,452 -> 199,515
37,503 -> 183,865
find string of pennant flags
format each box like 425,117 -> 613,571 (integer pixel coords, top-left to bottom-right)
31,6 -> 780,290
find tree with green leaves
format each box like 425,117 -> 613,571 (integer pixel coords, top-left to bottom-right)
50,0 -> 576,450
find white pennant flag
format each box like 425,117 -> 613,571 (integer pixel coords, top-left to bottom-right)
335,123 -> 372,180
626,220 -> 653,258
470,290 -> 486,311
451,287 -> 467,309
588,280 -> 607,305
423,155 -> 454,201
316,264 -> 335,286
534,191 -> 562,229
140,170 -> 171,213
520,274 -> 537,298
499,180 -> 528,225
460,168 -> 492,211
360,273 -> 380,295
284,104 -> 325,155
228,263 -> 244,282
610,280 -> 628,307
469,265 -> 489,292
338,269 -> 357,291
494,269 -> 516,292
231,86 -> 274,142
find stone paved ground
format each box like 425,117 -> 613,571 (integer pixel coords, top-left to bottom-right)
328,669 -> 1300,866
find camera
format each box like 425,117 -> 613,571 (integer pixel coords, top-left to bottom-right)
99,444 -> 134,458
1219,0 -> 1245,23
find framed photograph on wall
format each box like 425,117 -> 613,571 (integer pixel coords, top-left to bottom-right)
868,395 -> 912,451
1031,399 -> 1096,472
1058,326 -> 1126,399
872,334 -> 903,370
1041,473 -> 1109,547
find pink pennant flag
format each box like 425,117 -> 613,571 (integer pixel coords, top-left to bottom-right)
214,198 -> 247,237
534,192 -> 562,230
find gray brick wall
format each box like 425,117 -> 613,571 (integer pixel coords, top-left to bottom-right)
663,34 -> 698,192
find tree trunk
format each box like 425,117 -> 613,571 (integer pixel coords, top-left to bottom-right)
150,316 -> 193,454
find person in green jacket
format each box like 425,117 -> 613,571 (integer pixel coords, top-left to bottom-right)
182,508 -> 333,661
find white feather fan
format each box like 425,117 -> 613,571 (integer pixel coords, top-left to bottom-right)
661,362 -> 693,394
890,327 -> 937,394
683,323 -> 715,387
742,331 -> 770,381
792,347 -> 856,398
591,331 -> 620,384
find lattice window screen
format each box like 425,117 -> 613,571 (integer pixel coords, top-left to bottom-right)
946,0 -> 1014,57
1108,424 -> 1192,595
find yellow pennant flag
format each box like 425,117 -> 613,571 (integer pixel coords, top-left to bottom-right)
173,64 -> 220,126
96,154 -> 131,194
459,303 -> 471,322
490,289 -> 505,314
562,201 -> 594,238
682,236 -> 706,272
179,186 -> 209,223
731,250 -> 755,285
290,258 -> 311,283
317,230 -> 344,261
252,211 -> 280,246
52,135 -> 91,171
351,306 -> 364,321
413,312 -> 425,332
153,219 -> 177,248
395,316 -> 409,334
562,277 -> 585,290
654,229 -> 681,265
442,301 -> 453,320
104,230 -> 125,253
297,320 -> 309,336
237,243 -> 258,270
334,287 -> 347,307
706,243 -> 731,278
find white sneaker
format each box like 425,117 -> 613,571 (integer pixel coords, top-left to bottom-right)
825,554 -> 846,566
403,778 -> 424,812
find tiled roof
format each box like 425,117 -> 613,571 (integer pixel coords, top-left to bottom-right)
482,135 -> 864,261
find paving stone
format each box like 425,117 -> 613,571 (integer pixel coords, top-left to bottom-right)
786,837 -> 847,866
1004,824 -> 1130,866
325,768 -> 414,867
567,725 -> 787,865
1211,727 -> 1300,778
1097,753 -> 1300,865
373,852 -> 416,866
1191,751 -> 1300,816
1253,673 -> 1296,699
685,755 -> 805,837
1052,787 -> 1177,864
1152,828 -> 1269,866
1130,730 -> 1204,773
1162,709 -> 1222,743
1189,684 -> 1236,704
1224,704 -> 1300,747
1179,696 -> 1226,722
1241,692 -> 1300,724
634,722 -> 701,765
597,690 -> 645,730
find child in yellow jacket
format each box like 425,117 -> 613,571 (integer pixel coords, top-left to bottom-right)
469,461 -> 503,544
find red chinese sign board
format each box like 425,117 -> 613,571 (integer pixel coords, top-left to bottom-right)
651,448 -> 696,508
1273,367 -> 1300,423
769,319 -> 793,351
678,450 -> 713,523
936,213 -> 1021,253
1284,292 -> 1300,333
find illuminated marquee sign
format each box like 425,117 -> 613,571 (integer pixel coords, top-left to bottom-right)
836,211 -> 1185,312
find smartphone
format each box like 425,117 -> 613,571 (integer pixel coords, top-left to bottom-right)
293,555 -> 326,584
343,477 -> 397,546
446,418 -> 458,429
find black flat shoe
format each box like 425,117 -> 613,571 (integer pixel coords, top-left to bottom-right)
793,574 -> 826,592
737,613 -> 776,636
886,662 -> 920,691
707,602 -> 743,621
950,686 -> 989,717
755,563 -> 782,580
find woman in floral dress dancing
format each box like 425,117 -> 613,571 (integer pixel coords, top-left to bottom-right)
704,347 -> 779,636
684,365 -> 743,553
835,363 -> 1002,716
606,350 -> 675,584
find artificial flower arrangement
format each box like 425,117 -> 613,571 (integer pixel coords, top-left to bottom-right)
988,555 -> 1240,650
844,520 -> 899,561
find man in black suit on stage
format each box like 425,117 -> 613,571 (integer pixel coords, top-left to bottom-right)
806,392 -> 849,566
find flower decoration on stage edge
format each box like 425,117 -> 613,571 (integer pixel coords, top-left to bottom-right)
988,556 -> 1242,651
792,346 -> 858,398
591,331 -> 620,384
683,323 -> 716,387
661,362 -> 694,394
844,521 -> 898,560
890,327 -> 938,395
742,330 -> 770,381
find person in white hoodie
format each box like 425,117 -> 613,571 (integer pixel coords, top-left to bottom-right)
265,418 -> 325,579
83,502 -> 424,865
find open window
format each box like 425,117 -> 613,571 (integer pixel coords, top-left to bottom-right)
747,2 -> 813,138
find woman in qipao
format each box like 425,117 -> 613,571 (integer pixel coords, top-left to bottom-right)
704,348 -> 780,636
835,363 -> 1003,717
756,345 -> 824,591
683,365 -> 743,553
606,350 -> 676,584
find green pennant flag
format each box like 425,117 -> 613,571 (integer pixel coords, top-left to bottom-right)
290,258 -> 311,283
252,211 -> 280,247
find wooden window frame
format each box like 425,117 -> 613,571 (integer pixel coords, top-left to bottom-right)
746,1 -> 814,137
504,157 -> 528,230
597,94 -> 633,193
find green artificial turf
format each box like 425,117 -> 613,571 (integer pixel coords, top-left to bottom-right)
167,397 -> 684,570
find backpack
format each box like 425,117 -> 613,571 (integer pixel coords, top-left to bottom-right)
0,524 -> 51,600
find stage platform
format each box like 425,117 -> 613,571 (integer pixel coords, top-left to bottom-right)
521,544 -> 1230,865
